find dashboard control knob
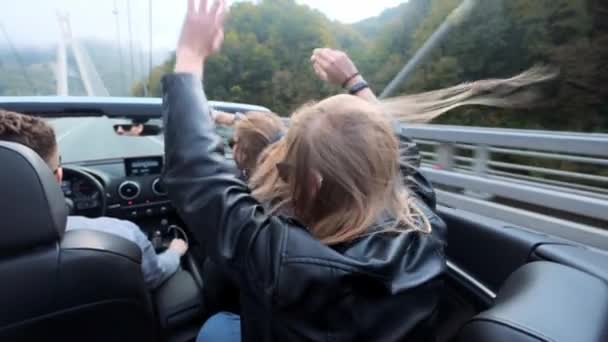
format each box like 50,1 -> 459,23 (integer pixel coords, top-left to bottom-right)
130,210 -> 138,218
146,208 -> 154,216
160,206 -> 168,214
152,178 -> 167,196
118,181 -> 141,201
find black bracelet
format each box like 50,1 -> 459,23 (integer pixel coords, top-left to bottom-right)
341,72 -> 360,88
348,80 -> 369,95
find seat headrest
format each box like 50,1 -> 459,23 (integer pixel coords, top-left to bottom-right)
459,261 -> 608,342
0,142 -> 67,257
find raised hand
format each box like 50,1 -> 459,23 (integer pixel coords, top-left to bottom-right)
311,48 -> 377,102
310,48 -> 359,87
175,0 -> 227,77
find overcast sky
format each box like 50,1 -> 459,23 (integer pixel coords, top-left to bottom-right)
0,0 -> 406,53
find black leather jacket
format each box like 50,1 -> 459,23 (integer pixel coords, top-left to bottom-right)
162,73 -> 447,341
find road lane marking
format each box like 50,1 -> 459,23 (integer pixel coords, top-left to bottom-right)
57,119 -> 95,142
147,136 -> 164,147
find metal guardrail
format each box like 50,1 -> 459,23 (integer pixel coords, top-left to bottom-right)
435,190 -> 608,250
406,125 -> 608,157
419,152 -> 608,196
403,124 -> 608,250
423,168 -> 608,222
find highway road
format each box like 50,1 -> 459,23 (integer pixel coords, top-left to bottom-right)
48,117 -> 234,164
48,117 -> 165,164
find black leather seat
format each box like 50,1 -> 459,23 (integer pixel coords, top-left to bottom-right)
154,268 -> 203,331
458,261 -> 608,342
0,142 -> 157,342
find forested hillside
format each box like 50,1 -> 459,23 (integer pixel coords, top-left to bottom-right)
1,0 -> 605,132
0,46 -> 56,96
0,40 -> 164,97
398,0 -> 608,132
135,0 -> 607,132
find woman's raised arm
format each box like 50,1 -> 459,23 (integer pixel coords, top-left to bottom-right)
162,0 -> 290,292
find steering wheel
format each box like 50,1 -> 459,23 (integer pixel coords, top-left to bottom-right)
62,166 -> 107,217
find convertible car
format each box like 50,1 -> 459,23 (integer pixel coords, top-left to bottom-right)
0,96 -> 607,342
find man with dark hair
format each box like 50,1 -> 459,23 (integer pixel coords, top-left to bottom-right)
0,109 -> 187,290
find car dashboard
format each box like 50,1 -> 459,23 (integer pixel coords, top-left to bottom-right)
62,155 -> 179,247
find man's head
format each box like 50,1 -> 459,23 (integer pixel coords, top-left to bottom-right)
115,122 -> 144,136
0,110 -> 62,182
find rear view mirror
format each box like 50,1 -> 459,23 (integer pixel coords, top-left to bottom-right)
113,123 -> 162,137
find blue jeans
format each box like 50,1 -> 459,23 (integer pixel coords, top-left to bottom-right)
197,312 -> 242,342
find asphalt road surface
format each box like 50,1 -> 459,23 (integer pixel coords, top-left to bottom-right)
48,117 -> 165,164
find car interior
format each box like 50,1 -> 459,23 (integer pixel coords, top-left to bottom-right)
1,99 -> 607,342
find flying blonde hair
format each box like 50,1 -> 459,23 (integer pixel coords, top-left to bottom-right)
250,66 -> 558,245
380,66 -> 558,123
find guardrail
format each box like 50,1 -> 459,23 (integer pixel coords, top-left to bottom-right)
402,124 -> 608,250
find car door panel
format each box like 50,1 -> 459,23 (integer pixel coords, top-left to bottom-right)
440,207 -> 558,292
532,243 -> 608,283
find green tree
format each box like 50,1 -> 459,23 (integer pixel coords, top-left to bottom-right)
134,0 -> 605,132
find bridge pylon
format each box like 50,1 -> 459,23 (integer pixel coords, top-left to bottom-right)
55,12 -> 110,97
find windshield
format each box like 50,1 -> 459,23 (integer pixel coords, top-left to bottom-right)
47,117 -> 162,163
1,0 -> 607,163
47,117 -> 234,163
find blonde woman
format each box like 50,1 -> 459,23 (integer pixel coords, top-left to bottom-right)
212,110 -> 286,180
251,48 -> 555,217
164,2 -> 445,341
165,2 -> 555,341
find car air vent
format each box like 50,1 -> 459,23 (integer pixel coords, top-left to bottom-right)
118,181 -> 141,200
152,178 -> 167,196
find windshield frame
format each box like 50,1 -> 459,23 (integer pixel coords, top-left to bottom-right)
1,96 -> 267,163
0,96 -> 270,119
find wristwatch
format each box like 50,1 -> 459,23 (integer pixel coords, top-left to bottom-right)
348,80 -> 369,95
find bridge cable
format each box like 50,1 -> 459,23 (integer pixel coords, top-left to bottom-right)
379,0 -> 478,99
147,0 -> 153,96
113,0 -> 127,95
0,22 -> 39,94
126,0 -> 136,92
137,1 -> 148,96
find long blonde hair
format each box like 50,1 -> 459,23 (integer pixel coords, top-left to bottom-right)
380,66 -> 558,123
250,66 -> 557,245
250,139 -> 291,208
253,95 -> 431,245
232,111 -> 286,175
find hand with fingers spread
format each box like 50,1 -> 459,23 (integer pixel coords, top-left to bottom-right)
175,0 -> 227,78
310,48 -> 360,88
